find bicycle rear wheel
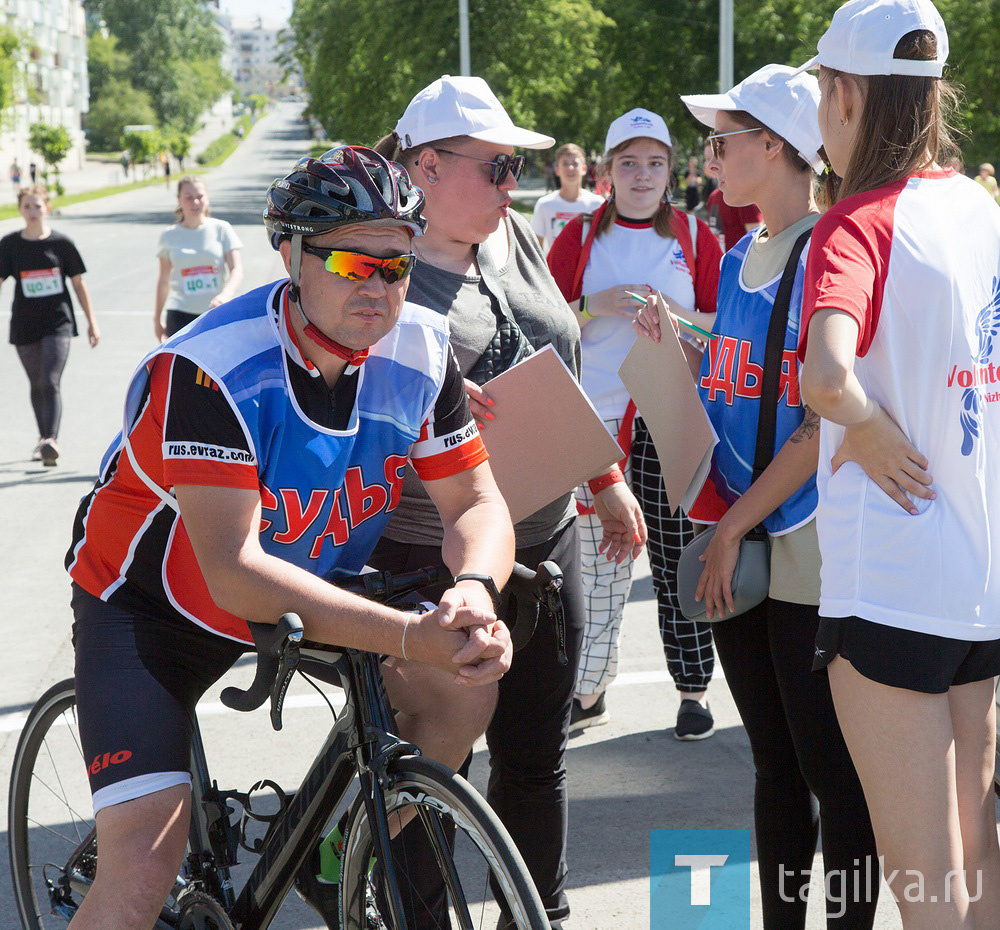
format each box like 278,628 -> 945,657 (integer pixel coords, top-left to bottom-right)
7,679 -> 182,929
339,755 -> 548,930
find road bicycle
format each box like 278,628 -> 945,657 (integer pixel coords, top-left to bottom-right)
8,562 -> 566,929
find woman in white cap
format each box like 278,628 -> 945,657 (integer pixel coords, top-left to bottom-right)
796,0 -> 1000,924
636,63 -> 879,928
370,75 -> 646,929
548,108 -> 722,741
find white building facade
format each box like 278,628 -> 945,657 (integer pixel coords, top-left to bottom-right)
1,0 -> 89,179
223,15 -> 298,98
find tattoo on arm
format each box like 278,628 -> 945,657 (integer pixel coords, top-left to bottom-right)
789,406 -> 820,444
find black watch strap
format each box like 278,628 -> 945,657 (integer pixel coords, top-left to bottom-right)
454,573 -> 502,612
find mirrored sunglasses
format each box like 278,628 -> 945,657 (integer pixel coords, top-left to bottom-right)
302,246 -> 416,284
706,127 -> 763,158
435,148 -> 526,186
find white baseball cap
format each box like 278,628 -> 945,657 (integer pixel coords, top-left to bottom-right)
394,75 -> 554,150
604,108 -> 672,155
796,0 -> 948,78
681,64 -> 825,174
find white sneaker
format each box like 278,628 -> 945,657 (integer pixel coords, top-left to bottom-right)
40,438 -> 60,467
31,439 -> 43,462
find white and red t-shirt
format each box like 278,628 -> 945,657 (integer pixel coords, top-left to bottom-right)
800,170 -> 1000,639
530,189 -> 605,255
548,204 -> 721,420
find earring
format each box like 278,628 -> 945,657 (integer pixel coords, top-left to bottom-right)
426,176 -> 438,184
840,117 -> 849,127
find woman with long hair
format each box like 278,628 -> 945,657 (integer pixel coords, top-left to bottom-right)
636,64 -> 879,928
0,185 -> 99,466
798,1 -> 1000,926
547,109 -> 722,739
154,175 -> 243,340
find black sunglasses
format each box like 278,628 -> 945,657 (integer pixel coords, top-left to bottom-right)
435,148 -> 526,186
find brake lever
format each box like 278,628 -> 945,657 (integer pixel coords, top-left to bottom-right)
534,561 -> 568,665
220,613 -> 303,730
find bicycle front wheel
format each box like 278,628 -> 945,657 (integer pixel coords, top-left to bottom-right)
339,754 -> 548,930
8,679 -> 186,929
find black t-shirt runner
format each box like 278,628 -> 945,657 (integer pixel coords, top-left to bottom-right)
0,230 -> 86,345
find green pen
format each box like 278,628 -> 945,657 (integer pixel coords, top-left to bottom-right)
626,290 -> 717,341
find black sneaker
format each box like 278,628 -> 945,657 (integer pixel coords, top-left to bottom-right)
674,699 -> 714,741
294,844 -> 341,929
569,693 -> 609,735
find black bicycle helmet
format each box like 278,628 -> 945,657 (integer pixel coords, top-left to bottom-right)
264,145 -> 426,246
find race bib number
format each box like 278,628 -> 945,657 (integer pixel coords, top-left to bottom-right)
181,265 -> 221,295
20,268 -> 64,299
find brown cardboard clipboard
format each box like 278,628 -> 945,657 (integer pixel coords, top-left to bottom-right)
480,346 -> 624,523
618,325 -> 716,514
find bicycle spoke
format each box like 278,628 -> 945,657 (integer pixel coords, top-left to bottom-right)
415,804 -> 474,930
31,770 -> 93,835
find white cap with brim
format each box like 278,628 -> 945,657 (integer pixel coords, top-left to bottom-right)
604,108 -> 672,155
794,0 -> 948,78
681,64 -> 825,174
395,75 -> 554,150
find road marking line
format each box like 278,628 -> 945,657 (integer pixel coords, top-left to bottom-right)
0,668 -> 728,734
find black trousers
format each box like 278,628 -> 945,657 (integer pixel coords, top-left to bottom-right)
370,519 -> 584,929
16,333 -> 71,439
712,598 -> 879,929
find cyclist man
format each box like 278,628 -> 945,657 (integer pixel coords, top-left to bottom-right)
64,146 -> 515,930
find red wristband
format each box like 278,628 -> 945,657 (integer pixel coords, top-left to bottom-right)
588,468 -> 625,496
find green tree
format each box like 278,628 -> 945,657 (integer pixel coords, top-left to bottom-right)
0,25 -> 22,130
289,0 -> 611,147
121,127 -> 162,169
165,128 -> 192,168
86,30 -> 131,101
84,0 -> 230,132
85,77 -> 156,151
28,122 -> 73,194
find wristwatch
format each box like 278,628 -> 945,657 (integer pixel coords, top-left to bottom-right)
454,573 -> 503,613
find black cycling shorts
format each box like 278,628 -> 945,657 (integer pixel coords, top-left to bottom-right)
72,583 -> 246,811
813,615 -> 1000,694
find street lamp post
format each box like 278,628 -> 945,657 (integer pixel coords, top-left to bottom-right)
459,0 -> 470,75
719,0 -> 733,92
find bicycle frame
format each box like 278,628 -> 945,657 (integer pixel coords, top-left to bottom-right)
188,645 -> 418,929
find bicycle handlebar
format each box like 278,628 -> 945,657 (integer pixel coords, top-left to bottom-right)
220,561 -> 565,728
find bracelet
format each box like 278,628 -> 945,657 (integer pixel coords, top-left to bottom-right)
588,468 -> 625,496
579,295 -> 594,320
400,615 -> 412,661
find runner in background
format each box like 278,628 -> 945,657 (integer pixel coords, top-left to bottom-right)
530,143 -> 604,255
0,186 -> 99,466
154,176 -> 243,340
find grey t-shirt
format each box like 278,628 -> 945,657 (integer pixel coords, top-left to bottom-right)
383,210 -> 581,547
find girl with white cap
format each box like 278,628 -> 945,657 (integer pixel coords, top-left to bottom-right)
636,63 -> 879,927
548,108 -> 723,742
796,0 -> 1000,925
370,75 -> 646,929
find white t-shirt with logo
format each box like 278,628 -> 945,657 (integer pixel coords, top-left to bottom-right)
530,189 -> 604,255
157,218 -> 243,315
800,170 -> 1000,640
580,220 -> 696,419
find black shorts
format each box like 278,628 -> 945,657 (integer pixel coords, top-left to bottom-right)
813,615 -> 1000,694
72,583 -> 246,811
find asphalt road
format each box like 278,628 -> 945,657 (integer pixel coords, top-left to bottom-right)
0,104 -> 914,929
